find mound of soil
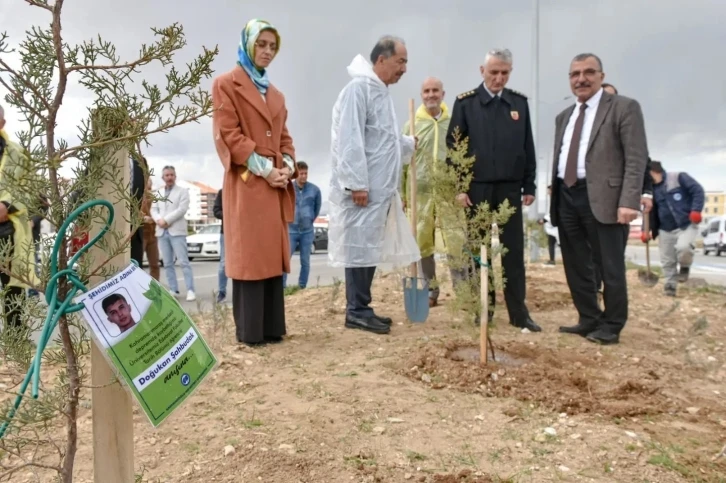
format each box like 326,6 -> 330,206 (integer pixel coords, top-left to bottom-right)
404,340 -> 675,418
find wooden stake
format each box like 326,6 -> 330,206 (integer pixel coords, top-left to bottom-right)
480,242 -> 489,365
89,109 -> 134,482
408,99 -> 417,281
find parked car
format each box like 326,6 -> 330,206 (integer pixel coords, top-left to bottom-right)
186,224 -> 222,260
292,225 -> 329,254
311,226 -> 328,254
703,216 -> 726,256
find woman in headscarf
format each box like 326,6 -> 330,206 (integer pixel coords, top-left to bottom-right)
211,19 -> 297,346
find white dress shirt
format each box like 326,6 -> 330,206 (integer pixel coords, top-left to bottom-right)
483,83 -> 502,98
557,87 -> 604,180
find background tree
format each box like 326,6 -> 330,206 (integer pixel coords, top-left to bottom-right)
0,0 -> 217,480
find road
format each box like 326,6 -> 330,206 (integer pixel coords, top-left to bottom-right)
625,245 -> 726,285
28,252 -> 343,347
169,251 -> 343,312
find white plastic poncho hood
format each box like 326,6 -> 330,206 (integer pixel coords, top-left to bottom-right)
328,54 -> 420,268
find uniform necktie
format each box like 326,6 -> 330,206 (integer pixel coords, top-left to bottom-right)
563,103 -> 588,187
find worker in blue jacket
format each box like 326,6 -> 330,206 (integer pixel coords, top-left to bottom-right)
641,161 -> 704,296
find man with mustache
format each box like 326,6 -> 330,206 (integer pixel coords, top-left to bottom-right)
401,77 -> 450,307
550,53 -> 649,345
445,48 -> 541,332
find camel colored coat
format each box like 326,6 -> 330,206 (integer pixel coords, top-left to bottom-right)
212,65 -> 297,281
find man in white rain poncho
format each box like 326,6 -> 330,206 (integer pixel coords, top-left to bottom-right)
329,36 -> 420,335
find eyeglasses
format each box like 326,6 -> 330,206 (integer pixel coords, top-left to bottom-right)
569,69 -> 601,79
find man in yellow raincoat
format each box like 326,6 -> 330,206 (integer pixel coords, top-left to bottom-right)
0,105 -> 36,330
401,77 -> 450,307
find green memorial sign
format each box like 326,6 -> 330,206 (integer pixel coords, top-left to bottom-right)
75,262 -> 217,427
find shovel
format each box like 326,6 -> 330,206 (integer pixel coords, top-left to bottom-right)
403,98 -> 429,323
638,213 -> 660,287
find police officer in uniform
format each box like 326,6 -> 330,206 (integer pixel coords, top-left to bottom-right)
446,48 -> 541,332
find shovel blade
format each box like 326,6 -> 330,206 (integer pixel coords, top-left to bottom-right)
638,268 -> 660,287
403,276 -> 429,323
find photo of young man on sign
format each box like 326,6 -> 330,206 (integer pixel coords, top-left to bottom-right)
100,291 -> 142,338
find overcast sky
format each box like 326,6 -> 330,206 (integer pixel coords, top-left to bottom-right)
1,0 -> 725,214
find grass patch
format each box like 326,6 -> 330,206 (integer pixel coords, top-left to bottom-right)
646,442 -> 693,479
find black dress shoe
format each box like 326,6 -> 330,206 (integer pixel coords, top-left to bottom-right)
239,340 -> 266,347
512,318 -> 542,332
345,315 -> 390,334
372,314 -> 392,326
559,324 -> 596,337
586,329 -> 619,345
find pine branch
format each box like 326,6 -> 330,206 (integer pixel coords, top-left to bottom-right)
0,76 -> 46,120
0,57 -> 53,114
1,2 -> 218,480
24,0 -> 54,12
59,110 -> 210,161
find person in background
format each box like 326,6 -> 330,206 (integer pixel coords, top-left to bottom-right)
0,104 -> 36,330
601,83 -> 617,95
213,188 -> 228,303
328,35 -> 416,335
550,53 -> 649,345
538,185 -> 559,266
446,48 -> 541,332
641,161 -> 704,296
401,77 -> 450,307
283,161 -> 321,290
151,165 -> 196,301
211,19 -> 297,346
129,155 -> 147,270
141,176 -> 160,281
28,193 -> 49,297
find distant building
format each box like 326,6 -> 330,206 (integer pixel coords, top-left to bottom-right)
704,191 -> 726,218
176,180 -> 219,228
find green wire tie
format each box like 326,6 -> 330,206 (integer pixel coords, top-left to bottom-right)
0,199 -> 131,439
464,248 -> 491,269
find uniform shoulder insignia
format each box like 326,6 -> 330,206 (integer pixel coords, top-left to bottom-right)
457,90 -> 475,100
508,89 -> 528,99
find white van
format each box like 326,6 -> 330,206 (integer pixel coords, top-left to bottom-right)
702,216 -> 726,256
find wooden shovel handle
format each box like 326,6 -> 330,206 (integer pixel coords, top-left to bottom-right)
408,99 -> 417,279
643,211 -> 651,270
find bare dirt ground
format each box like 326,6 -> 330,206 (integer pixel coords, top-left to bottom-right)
7,263 -> 726,482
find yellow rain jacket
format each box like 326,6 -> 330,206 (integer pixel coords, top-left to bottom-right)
0,129 -> 37,289
401,103 -> 451,258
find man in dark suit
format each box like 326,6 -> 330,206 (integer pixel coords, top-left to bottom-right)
592,82 -> 653,293
550,53 -> 649,345
446,48 -> 541,333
